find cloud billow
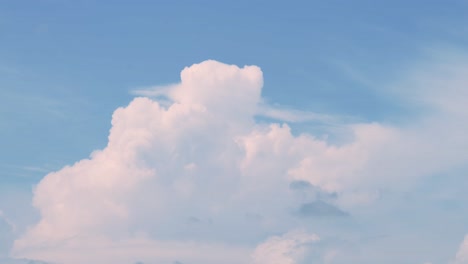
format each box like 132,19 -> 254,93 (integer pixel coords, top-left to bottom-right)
11,59 -> 468,264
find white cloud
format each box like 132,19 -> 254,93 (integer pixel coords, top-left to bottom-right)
132,70 -> 335,124
453,235 -> 468,264
11,58 -> 468,263
251,230 -> 319,264
13,60 -> 266,264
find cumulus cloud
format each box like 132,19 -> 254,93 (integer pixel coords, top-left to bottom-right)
13,60 -> 269,263
251,230 -> 319,264
11,58 -> 468,263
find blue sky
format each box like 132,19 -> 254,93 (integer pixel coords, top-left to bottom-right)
1,1 -> 468,264
1,0 -> 467,177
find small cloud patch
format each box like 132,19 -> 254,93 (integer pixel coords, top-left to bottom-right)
297,201 -> 348,218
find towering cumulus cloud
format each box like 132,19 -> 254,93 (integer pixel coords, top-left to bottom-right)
12,59 -> 468,264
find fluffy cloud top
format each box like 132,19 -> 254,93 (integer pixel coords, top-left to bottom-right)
10,59 -> 468,264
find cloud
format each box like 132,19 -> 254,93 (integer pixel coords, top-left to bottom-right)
289,180 -> 313,190
132,72 -> 336,124
255,103 -> 338,123
11,57 -> 468,263
12,60 -> 265,264
251,230 -> 320,264
296,201 -> 348,218
453,235 -> 468,264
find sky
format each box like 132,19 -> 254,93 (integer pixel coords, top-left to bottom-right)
1,0 -> 468,263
